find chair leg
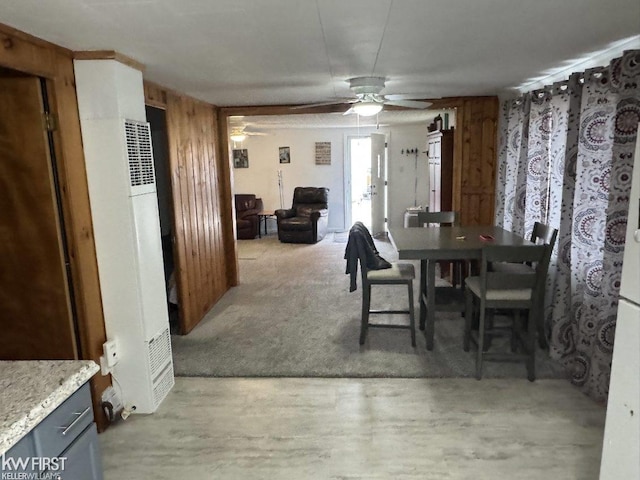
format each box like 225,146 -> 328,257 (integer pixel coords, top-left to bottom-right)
483,310 -> 494,352
476,302 -> 486,380
511,310 -> 520,353
359,284 -> 371,345
463,289 -> 473,352
537,309 -> 548,350
458,262 -> 466,320
460,261 -> 468,294
450,261 -> 457,288
419,260 -> 427,331
408,280 -> 416,347
526,308 -> 536,382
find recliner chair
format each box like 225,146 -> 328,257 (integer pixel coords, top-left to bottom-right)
235,194 -> 263,239
275,187 -> 329,244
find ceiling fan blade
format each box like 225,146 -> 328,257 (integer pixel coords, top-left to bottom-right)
384,99 -> 432,109
246,131 -> 268,136
384,93 -> 431,101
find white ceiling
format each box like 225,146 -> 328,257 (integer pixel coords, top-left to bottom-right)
1,0 -> 638,111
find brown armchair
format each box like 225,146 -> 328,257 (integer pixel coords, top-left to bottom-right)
235,194 -> 263,240
275,187 -> 329,244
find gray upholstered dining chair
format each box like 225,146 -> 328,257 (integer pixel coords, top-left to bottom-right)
491,221 -> 558,348
345,222 -> 416,347
463,244 -> 549,381
491,222 -> 558,274
416,211 -> 466,288
417,211 -> 458,227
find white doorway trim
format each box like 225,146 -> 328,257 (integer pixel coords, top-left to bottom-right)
343,133 -> 370,230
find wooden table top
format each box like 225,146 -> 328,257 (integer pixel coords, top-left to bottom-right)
388,226 -> 532,260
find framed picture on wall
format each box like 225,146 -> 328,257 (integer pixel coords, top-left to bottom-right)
233,149 -> 249,168
315,142 -> 331,165
279,146 -> 290,164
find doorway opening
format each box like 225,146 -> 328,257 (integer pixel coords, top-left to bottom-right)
145,106 -> 179,333
348,136 -> 372,228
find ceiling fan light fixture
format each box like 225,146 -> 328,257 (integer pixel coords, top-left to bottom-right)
353,101 -> 383,117
230,133 -> 247,142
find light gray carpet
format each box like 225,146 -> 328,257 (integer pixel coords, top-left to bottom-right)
171,233 -> 568,379
236,241 -> 268,259
333,232 -> 348,243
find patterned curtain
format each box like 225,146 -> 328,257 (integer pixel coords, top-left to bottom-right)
524,90 -> 552,236
495,95 -> 530,233
548,75 -> 582,362
495,50 -> 640,400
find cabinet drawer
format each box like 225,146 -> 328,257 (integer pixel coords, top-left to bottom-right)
33,383 -> 93,460
44,423 -> 103,480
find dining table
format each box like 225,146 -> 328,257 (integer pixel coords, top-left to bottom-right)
388,225 -> 534,350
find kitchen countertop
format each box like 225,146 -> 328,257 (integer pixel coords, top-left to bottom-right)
0,360 -> 99,455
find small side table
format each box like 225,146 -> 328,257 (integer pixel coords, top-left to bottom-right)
257,211 -> 276,238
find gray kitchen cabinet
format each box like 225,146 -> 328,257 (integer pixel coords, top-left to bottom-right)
2,382 -> 103,479
46,423 -> 102,480
2,434 -> 36,475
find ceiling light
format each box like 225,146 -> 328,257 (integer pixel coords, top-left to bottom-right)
353,101 -> 383,117
230,133 -> 247,142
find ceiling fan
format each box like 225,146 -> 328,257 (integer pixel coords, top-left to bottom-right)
292,76 -> 432,116
228,117 -> 268,142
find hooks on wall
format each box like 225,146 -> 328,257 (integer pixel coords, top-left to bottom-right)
399,147 -> 421,207
401,147 -> 418,155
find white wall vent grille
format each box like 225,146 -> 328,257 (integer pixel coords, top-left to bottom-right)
153,362 -> 175,409
124,120 -> 155,190
147,327 -> 172,378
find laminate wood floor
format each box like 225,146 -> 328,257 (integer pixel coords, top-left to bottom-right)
100,377 -> 605,480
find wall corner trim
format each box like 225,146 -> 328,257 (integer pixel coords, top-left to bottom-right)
73,50 -> 145,72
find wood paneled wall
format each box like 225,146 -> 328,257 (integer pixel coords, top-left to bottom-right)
0,23 -> 109,430
456,97 -> 499,226
144,82 -> 236,334
431,96 -> 499,226
144,81 -> 168,109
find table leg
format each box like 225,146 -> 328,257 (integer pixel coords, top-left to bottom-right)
426,259 -> 436,350
419,259 -> 427,331
258,216 -> 262,238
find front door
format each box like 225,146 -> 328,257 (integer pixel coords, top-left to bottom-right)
370,132 -> 386,236
0,76 -> 77,359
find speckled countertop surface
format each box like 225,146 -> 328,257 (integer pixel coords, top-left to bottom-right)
0,360 -> 99,455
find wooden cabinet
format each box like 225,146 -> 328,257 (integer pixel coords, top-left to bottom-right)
424,97 -> 499,226
426,128 -> 454,212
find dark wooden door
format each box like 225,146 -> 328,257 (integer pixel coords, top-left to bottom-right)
0,77 -> 77,359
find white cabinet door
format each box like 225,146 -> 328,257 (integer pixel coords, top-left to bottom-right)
432,162 -> 441,212
600,298 -> 640,480
427,136 -> 442,212
370,133 -> 386,236
620,131 -> 640,304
